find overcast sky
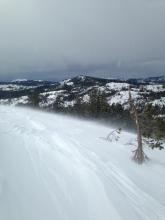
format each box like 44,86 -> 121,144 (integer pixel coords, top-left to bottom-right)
0,0 -> 165,80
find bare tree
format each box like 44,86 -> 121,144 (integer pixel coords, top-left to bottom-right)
105,128 -> 122,142
128,86 -> 149,164
100,128 -> 122,143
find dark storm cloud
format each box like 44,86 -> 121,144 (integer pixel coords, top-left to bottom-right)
0,0 -> 165,80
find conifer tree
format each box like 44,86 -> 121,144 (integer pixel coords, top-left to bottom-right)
53,95 -> 64,112
28,90 -> 41,107
128,86 -> 164,164
89,89 -> 109,118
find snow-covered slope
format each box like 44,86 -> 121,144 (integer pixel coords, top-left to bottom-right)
0,106 -> 165,220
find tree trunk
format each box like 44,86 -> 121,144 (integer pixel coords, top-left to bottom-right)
129,86 -> 147,164
133,108 -> 145,164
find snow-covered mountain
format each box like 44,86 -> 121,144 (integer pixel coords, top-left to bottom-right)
0,106 -> 165,220
0,75 -> 164,116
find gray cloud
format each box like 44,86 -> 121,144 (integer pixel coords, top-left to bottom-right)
0,0 -> 165,80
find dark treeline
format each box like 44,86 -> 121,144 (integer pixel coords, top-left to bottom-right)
28,89 -> 165,138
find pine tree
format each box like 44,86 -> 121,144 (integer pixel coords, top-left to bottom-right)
53,95 -> 64,112
128,86 -> 164,164
88,89 -> 99,117
74,95 -> 82,114
141,104 -> 164,150
88,89 -> 109,118
28,90 -> 41,107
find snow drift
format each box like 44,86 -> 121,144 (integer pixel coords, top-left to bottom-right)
0,106 -> 165,220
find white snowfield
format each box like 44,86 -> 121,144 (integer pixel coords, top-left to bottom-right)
0,106 -> 165,220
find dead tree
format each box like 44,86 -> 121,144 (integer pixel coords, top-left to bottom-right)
105,128 -> 122,142
100,128 -> 122,142
128,86 -> 148,164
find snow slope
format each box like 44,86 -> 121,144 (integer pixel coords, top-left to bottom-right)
0,106 -> 165,220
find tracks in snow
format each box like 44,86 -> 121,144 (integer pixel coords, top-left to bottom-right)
0,106 -> 165,220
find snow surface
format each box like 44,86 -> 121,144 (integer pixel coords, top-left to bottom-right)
106,82 -> 129,91
60,79 -> 74,86
107,90 -> 141,108
11,79 -> 28,82
39,90 -> 66,107
0,96 -> 29,106
0,106 -> 165,220
0,84 -> 36,91
144,84 -> 165,92
83,94 -> 90,103
149,97 -> 165,108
